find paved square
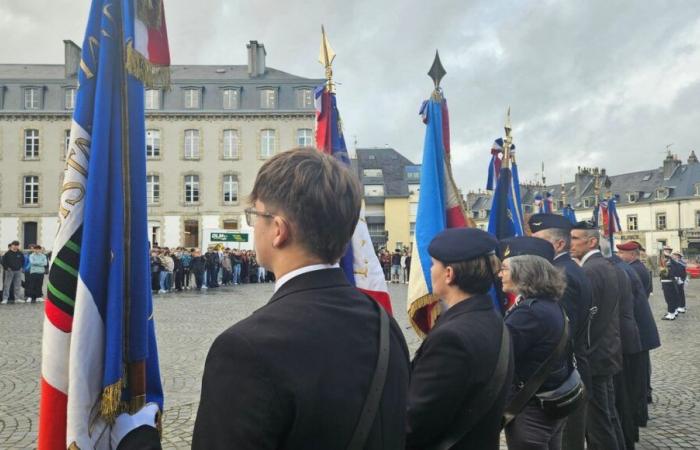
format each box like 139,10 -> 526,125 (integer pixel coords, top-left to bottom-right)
0,279 -> 697,449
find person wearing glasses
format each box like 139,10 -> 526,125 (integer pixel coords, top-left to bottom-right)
192,148 -> 410,449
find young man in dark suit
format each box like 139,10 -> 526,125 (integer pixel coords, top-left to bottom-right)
192,148 -> 410,449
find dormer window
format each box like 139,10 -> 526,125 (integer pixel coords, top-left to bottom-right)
184,88 -> 202,109
259,88 -> 277,109
222,88 -> 240,110
295,88 -> 313,108
24,87 -> 42,110
583,197 -> 595,208
695,183 -> 700,196
656,188 -> 669,200
627,192 -> 638,203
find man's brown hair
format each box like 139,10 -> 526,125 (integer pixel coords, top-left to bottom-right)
250,148 -> 361,263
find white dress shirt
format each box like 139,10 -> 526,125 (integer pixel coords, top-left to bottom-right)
274,263 -> 339,292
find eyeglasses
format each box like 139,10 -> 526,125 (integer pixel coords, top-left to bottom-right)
244,207 -> 276,226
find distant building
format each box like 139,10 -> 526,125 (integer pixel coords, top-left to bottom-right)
353,147 -> 420,251
0,40 -> 323,249
466,151 -> 700,257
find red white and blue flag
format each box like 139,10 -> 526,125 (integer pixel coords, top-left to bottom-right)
39,1 -> 169,449
315,85 -> 392,314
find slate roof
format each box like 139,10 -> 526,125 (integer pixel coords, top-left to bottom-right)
354,147 -> 419,198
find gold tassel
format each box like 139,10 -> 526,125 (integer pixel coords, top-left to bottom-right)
136,0 -> 163,29
99,379 -> 124,424
68,442 -> 81,450
125,43 -> 171,90
407,293 -> 440,339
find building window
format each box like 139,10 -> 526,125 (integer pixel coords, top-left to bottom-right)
223,174 -> 239,204
65,87 -> 76,109
146,174 -> 160,204
184,175 -> 200,204
63,129 -> 71,160
24,129 -> 39,159
184,88 -> 201,109
627,215 -> 638,231
260,129 -> 276,159
410,222 -> 416,237
367,223 -> 385,237
296,88 -> 313,108
695,183 -> 700,196
223,219 -> 238,230
479,209 -> 488,219
695,211 -> 700,228
656,213 -> 667,230
363,169 -> 383,178
184,129 -> 200,159
222,89 -> 240,110
656,188 -> 668,200
410,203 -> 418,216
406,166 -> 420,181
145,89 -> 161,110
146,129 -> 160,159
23,175 -> 39,205
364,185 -> 385,197
260,89 -> 277,109
24,87 -> 41,109
223,129 -> 240,159
627,192 -> 638,203
297,128 -> 313,147
583,197 -> 594,208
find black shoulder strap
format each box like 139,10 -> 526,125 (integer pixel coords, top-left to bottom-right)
347,298 -> 391,450
427,323 -> 511,450
503,305 -> 568,425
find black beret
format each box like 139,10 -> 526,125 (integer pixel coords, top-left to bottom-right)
499,236 -> 555,263
428,228 -> 498,263
572,220 -> 597,230
528,213 -> 573,233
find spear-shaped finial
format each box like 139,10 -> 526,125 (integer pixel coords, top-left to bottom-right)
503,107 -> 513,168
319,25 -> 336,92
428,50 -> 446,98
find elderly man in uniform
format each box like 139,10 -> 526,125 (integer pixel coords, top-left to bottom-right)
406,227 -> 513,450
616,241 -> 661,429
192,148 -> 411,449
528,213 -> 592,450
570,221 -> 624,450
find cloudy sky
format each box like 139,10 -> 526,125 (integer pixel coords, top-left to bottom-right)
2,0 -> 700,192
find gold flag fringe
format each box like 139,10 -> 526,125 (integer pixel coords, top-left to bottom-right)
156,409 -> 163,438
407,293 -> 440,339
126,44 -> 171,90
137,0 -> 163,29
99,379 -> 124,424
68,442 -> 81,450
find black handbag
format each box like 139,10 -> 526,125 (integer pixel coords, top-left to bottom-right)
534,366 -> 585,419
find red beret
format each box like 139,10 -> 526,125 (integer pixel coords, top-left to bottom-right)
616,240 -> 645,252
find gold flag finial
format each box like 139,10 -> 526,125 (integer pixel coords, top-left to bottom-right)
319,25 -> 336,92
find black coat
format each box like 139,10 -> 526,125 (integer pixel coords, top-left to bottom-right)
581,252 -> 623,377
609,256 -> 643,355
629,260 -> 661,351
192,268 -> 410,450
406,294 -> 513,450
2,250 -> 24,271
553,253 -> 592,358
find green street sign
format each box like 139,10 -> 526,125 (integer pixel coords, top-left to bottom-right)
210,232 -> 249,243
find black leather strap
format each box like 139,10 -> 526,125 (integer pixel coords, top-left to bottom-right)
347,299 -> 391,450
503,305 -> 568,425
427,322 -> 511,450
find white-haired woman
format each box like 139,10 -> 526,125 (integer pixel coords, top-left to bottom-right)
500,253 -> 572,450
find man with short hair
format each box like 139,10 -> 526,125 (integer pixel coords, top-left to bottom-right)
193,148 -> 410,449
529,213 -> 592,450
2,240 -> 25,304
570,222 -> 624,450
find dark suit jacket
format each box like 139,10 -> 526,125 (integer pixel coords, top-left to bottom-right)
192,268 -> 410,450
406,294 -> 513,450
610,256 -> 642,355
581,252 -> 622,376
629,260 -> 661,351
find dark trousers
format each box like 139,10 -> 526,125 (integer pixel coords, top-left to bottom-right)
586,375 -> 624,450
562,355 -> 590,450
207,266 -> 219,287
183,267 -> 191,288
151,271 -> 160,292
27,273 -> 44,300
637,351 -> 651,426
678,284 -> 686,308
615,355 -> 643,450
193,270 -> 204,289
505,403 -> 566,450
661,281 -> 679,313
175,269 -> 184,291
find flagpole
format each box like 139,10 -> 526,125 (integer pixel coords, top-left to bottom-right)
502,107 -> 513,169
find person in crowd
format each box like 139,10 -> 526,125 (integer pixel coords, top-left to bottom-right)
660,246 -> 682,320
499,237 -> 572,450
380,250 -> 391,281
190,249 -> 206,290
570,221 -> 624,450
172,249 -> 183,292
181,248 -> 193,290
528,213 -> 592,450
616,240 -> 660,427
231,250 -> 242,285
405,252 -> 412,283
205,247 -> 219,288
221,249 -> 233,286
240,250 -> 249,284
158,249 -> 174,293
407,227 -> 513,450
671,251 -> 687,314
150,249 -> 161,293
2,240 -> 25,304
193,148 -> 410,448
26,244 -> 48,303
400,250 -> 407,283
391,248 -> 401,283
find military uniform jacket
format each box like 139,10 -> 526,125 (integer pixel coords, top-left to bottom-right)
624,260 -> 661,351
610,256 -> 642,355
192,268 -> 410,450
581,252 -> 623,377
406,294 -> 513,450
553,253 -> 592,357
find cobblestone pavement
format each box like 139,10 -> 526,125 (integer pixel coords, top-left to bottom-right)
0,279 -> 697,449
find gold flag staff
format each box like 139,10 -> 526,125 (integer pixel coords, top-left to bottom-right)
319,25 -> 336,92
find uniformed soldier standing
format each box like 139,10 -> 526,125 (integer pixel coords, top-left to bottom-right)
660,246 -> 682,320
672,251 -> 687,314
616,241 -> 660,428
569,222 -> 624,450
529,214 -> 593,450
406,228 -> 513,450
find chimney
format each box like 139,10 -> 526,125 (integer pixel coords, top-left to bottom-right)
64,40 -> 81,78
574,166 -> 594,199
662,152 -> 681,179
247,40 -> 267,78
689,150 -> 698,165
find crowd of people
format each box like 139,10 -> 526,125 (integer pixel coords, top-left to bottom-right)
377,248 -> 412,283
0,240 -> 49,304
149,246 -> 275,293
